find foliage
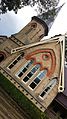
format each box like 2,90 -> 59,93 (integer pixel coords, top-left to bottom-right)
0,0 -> 59,14
0,72 -> 49,119
38,8 -> 56,20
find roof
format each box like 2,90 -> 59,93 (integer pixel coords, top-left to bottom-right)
55,93 -> 67,109
0,35 -> 7,38
32,16 -> 48,36
55,67 -> 67,109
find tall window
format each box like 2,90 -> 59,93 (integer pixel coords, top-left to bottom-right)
15,60 -> 34,78
39,78 -> 57,100
22,64 -> 40,83
29,70 -> 47,90
7,52 -> 24,70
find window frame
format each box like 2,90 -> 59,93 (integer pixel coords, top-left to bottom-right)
28,70 -> 47,91
22,64 -> 40,84
7,53 -> 24,70
39,78 -> 57,100
15,60 -> 32,79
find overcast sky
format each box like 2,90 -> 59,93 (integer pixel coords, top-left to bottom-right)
48,0 -> 67,37
0,5 -> 37,36
0,0 -> 67,37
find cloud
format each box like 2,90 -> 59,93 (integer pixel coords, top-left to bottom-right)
0,6 -> 37,36
48,2 -> 67,37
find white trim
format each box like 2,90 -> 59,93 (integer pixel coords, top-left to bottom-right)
28,70 -> 47,90
21,64 -> 40,84
39,78 -> 57,100
7,54 -> 22,70
15,60 -> 30,77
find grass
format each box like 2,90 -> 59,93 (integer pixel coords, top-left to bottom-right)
0,72 -> 49,119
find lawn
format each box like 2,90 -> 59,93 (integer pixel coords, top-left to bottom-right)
0,72 -> 49,119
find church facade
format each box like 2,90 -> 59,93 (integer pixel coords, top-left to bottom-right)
0,16 -> 67,119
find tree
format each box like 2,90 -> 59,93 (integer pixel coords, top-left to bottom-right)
0,0 -> 59,14
38,4 -> 64,30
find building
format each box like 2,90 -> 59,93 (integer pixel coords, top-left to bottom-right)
0,16 -> 48,61
46,36 -> 67,119
0,16 -> 67,118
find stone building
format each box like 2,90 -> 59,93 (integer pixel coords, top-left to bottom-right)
46,36 -> 67,119
0,16 -> 67,119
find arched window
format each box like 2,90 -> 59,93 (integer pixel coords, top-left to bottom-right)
39,78 -> 57,100
29,70 -> 47,90
8,52 -> 24,70
16,59 -> 34,78
22,64 -> 40,83
0,51 -> 6,63
0,54 -> 5,62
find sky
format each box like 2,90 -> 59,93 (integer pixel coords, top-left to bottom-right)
48,0 -> 67,37
0,0 -> 67,37
0,5 -> 37,36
